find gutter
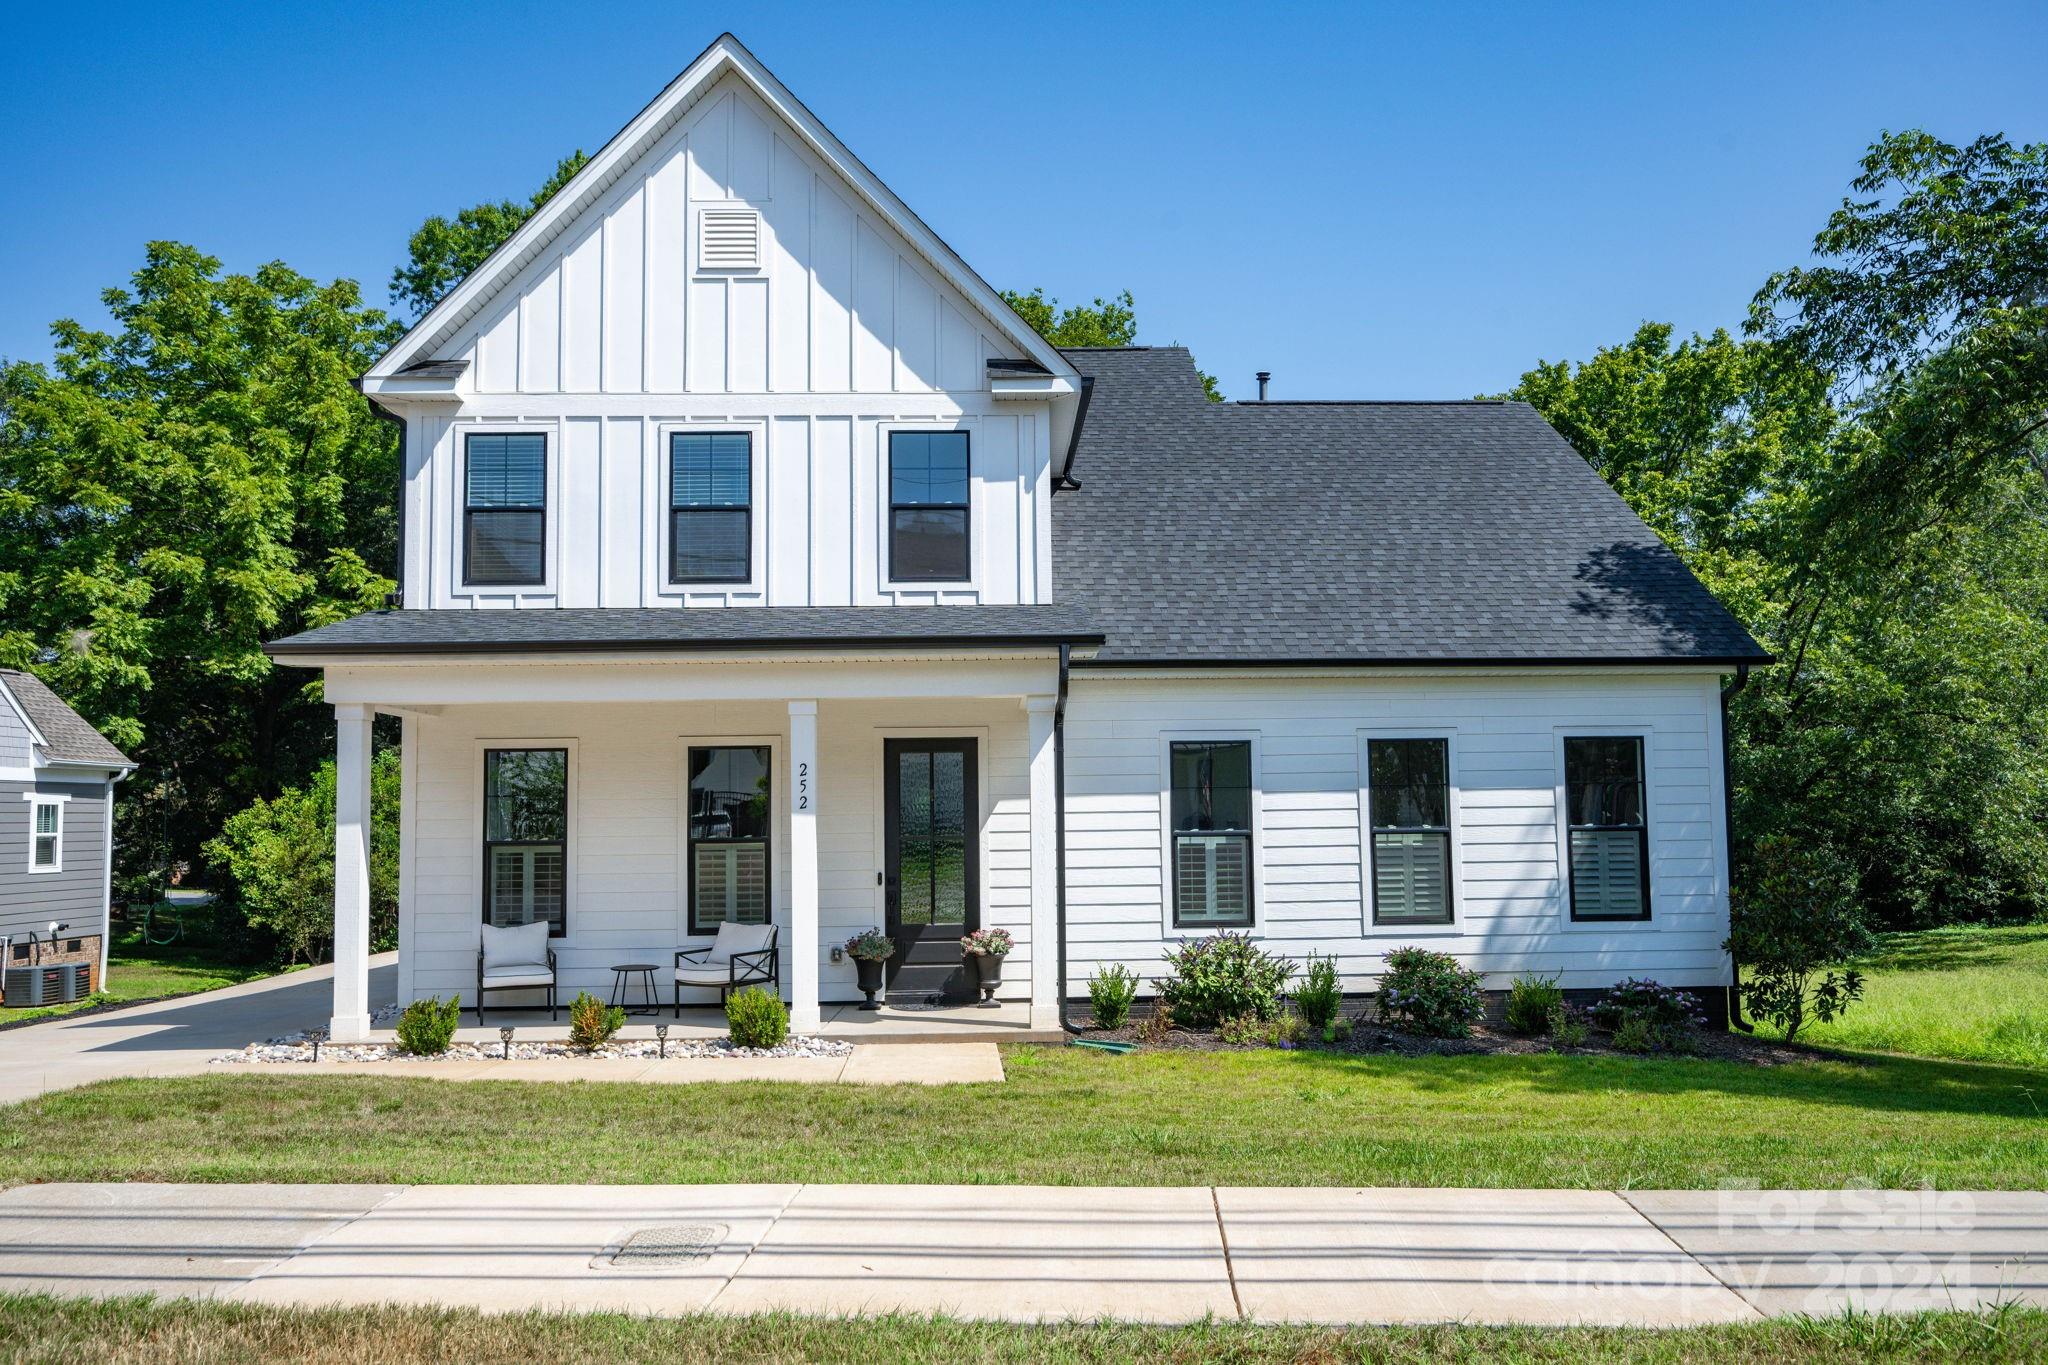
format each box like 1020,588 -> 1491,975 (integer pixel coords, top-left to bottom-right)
1053,643 -> 1081,1033
1052,375 -> 1094,493
1721,663 -> 1754,1032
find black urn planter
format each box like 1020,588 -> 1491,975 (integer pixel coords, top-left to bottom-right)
854,956 -> 886,1010
971,951 -> 1006,1007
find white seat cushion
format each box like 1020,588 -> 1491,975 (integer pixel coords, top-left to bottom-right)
482,920 -> 550,972
703,919 -> 775,965
673,963 -> 738,987
480,968 -> 554,989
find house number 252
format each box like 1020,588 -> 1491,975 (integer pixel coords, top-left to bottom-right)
797,761 -> 811,811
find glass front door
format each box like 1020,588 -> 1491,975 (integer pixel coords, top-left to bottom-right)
883,738 -> 979,1002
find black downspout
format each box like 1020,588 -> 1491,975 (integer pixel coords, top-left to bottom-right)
1721,663 -> 1753,1032
1054,644 -> 1081,1032
366,397 -> 407,608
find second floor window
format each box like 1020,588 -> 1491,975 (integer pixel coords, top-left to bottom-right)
671,432 -> 752,583
889,430 -> 970,582
465,433 -> 546,585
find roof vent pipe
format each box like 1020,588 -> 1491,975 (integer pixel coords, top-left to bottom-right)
1255,371 -> 1270,401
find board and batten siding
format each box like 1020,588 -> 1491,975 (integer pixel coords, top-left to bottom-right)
0,781 -> 109,944
1061,671 -> 1731,992
397,699 -> 1034,1007
401,75 -> 1053,613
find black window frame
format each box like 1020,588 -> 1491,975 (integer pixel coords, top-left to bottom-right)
1367,737 -> 1454,927
462,431 -> 549,587
480,747 -> 570,939
1563,735 -> 1652,923
686,744 -> 774,935
1168,739 -> 1255,930
668,430 -> 754,585
887,429 -> 972,584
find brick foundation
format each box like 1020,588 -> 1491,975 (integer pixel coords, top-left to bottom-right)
1,932 -> 101,1004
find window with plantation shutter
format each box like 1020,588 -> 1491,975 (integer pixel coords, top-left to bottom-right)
482,748 -> 568,935
1368,738 -> 1452,925
688,746 -> 772,933
1169,740 -> 1253,927
464,433 -> 547,585
670,432 -> 752,582
1564,736 -> 1650,921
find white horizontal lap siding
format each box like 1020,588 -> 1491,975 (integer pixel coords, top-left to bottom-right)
406,76 -> 1050,611
1062,672 -> 1730,993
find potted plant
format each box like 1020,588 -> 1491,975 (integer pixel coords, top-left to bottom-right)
960,928 -> 1014,1006
844,928 -> 894,1010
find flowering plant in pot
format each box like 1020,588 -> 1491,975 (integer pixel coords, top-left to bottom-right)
844,928 -> 894,1010
960,928 -> 1014,1006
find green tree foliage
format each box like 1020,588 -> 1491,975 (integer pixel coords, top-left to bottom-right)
204,749 -> 400,965
1002,287 -> 1224,399
390,152 -> 589,318
0,243 -> 400,879
1728,834 -> 1871,1041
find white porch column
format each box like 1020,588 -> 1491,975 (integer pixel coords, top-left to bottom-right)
1024,696 -> 1060,1029
330,702 -> 374,1042
788,700 -> 821,1033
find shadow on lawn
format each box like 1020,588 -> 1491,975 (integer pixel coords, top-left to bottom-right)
1848,924 -> 2048,974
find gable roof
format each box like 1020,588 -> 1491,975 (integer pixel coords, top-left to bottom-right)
1050,348 -> 1770,668
367,33 -> 1077,388
0,670 -> 133,768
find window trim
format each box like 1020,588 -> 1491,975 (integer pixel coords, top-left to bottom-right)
666,428 -> 756,588
23,793 -> 66,875
457,424 -> 556,593
474,739 -> 576,939
882,426 -> 976,588
1158,732 -> 1263,934
1358,730 -> 1460,933
1556,729 -> 1654,926
683,739 -> 779,936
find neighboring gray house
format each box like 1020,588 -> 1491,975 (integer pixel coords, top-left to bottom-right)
0,669 -> 134,1001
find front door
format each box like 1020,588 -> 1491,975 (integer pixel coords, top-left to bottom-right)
883,738 -> 979,1003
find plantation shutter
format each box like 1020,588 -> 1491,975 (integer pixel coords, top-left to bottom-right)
693,843 -> 768,925
1372,832 -> 1449,924
1569,829 -> 1645,920
1175,834 -> 1250,925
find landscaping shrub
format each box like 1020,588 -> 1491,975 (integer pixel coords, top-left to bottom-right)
1612,1015 -> 1658,1054
726,987 -> 789,1049
567,991 -> 624,1050
1135,1002 -> 1175,1044
1218,1010 -> 1309,1048
1292,953 -> 1343,1029
1088,964 -> 1139,1029
1155,932 -> 1293,1027
1374,946 -> 1484,1037
395,996 -> 461,1055
1505,974 -> 1564,1035
1547,1001 -> 1590,1048
1590,978 -> 1709,1034
1727,834 -> 1872,1041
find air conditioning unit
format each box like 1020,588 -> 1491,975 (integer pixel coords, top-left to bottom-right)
3,962 -> 87,1007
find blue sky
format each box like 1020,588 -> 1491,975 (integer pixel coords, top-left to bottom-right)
6,1 -> 2045,399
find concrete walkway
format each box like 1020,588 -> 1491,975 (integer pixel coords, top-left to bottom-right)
2,1183 -> 2041,1326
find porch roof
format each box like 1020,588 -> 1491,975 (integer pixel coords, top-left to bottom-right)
264,605 -> 1103,660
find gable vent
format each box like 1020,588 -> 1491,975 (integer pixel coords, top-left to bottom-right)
698,209 -> 762,271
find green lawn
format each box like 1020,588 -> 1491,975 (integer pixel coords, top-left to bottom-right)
0,908 -> 277,1027
2,1295 -> 2043,1364
1791,924 -> 2048,1068
3,1046 -> 2041,1189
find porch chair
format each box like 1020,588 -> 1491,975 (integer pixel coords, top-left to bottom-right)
476,920 -> 558,1025
674,921 -> 779,1014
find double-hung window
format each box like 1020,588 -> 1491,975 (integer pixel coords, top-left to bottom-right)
482,748 -> 568,935
28,799 -> 60,873
1564,736 -> 1650,921
1368,738 -> 1452,925
688,745 -> 772,933
888,431 -> 970,582
670,432 -> 752,583
464,433 -> 547,585
1170,740 -> 1254,928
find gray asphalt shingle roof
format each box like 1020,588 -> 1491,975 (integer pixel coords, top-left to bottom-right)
265,605 -> 1102,657
1051,346 -> 1768,666
0,669 -> 133,767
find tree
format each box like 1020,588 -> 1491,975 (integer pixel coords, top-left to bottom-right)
390,152 -> 588,318
0,243 -> 401,882
1727,835 -> 1871,1041
205,749 -> 401,965
1002,287 -> 1224,399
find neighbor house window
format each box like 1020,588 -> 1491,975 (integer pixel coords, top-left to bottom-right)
482,748 -> 568,935
28,799 -> 61,873
1564,736 -> 1650,921
888,430 -> 970,581
671,432 -> 752,582
688,746 -> 772,933
1170,740 -> 1253,928
1369,738 -> 1452,925
464,432 -> 547,585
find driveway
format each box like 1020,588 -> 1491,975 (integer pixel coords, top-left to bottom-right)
0,954 -> 396,1104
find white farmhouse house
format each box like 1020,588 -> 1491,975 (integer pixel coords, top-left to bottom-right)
266,34 -> 1769,1040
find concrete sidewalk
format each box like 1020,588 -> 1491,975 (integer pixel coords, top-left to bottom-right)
2,1183 -> 2041,1326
